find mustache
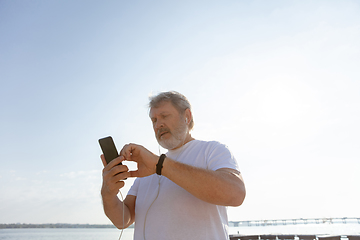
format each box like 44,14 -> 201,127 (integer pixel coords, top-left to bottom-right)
157,128 -> 170,138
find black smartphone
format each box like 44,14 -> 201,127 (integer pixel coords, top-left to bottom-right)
98,136 -> 122,165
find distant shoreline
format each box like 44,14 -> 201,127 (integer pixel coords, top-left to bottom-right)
0,223 -> 134,229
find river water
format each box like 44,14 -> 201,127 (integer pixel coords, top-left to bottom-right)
0,223 -> 359,240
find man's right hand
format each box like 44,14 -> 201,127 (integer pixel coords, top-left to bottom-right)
100,155 -> 136,229
100,155 -> 130,199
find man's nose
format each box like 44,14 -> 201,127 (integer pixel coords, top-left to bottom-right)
155,120 -> 164,129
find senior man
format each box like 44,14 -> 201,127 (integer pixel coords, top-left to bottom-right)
101,91 -> 246,240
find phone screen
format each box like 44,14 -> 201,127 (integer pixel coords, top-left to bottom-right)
98,136 -> 122,165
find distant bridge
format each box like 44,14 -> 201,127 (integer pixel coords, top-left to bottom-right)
229,217 -> 360,227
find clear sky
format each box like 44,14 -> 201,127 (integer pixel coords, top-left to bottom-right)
0,0 -> 359,224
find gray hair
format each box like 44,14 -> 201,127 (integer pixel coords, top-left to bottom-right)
149,91 -> 194,130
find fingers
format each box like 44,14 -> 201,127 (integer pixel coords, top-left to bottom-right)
128,169 -> 150,178
101,178 -> 126,197
120,143 -> 139,162
103,161 -> 130,179
100,154 -> 107,167
102,155 -> 125,171
102,156 -> 130,183
129,170 -> 140,178
110,165 -> 130,179
101,162 -> 131,197
102,168 -> 129,186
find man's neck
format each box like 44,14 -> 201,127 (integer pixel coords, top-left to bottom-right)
183,134 -> 195,146
172,134 -> 194,150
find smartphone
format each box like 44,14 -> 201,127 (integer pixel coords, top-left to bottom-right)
98,136 -> 123,165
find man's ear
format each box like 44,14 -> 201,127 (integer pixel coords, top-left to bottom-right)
185,108 -> 192,124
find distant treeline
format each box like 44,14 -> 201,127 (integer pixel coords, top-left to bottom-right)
0,223 -> 119,229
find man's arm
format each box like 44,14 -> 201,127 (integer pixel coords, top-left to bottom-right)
121,144 -> 246,207
162,159 -> 246,206
102,194 -> 136,229
101,155 -> 136,229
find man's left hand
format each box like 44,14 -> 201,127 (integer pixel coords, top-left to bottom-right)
120,143 -> 159,178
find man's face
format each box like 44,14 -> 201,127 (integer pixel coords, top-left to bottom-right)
149,101 -> 188,150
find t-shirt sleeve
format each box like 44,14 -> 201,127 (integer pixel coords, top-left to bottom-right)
206,141 -> 240,172
127,177 -> 140,196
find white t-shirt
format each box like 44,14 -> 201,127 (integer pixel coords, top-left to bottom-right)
127,140 -> 240,240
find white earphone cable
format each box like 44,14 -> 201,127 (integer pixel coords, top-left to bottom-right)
117,190 -> 125,240
143,176 -> 161,240
143,138 -> 187,240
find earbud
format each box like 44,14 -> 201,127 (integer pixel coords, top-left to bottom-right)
185,118 -> 188,124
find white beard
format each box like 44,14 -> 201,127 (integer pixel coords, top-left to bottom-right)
157,119 -> 188,150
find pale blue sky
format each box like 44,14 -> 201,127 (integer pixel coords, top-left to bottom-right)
0,0 -> 359,224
